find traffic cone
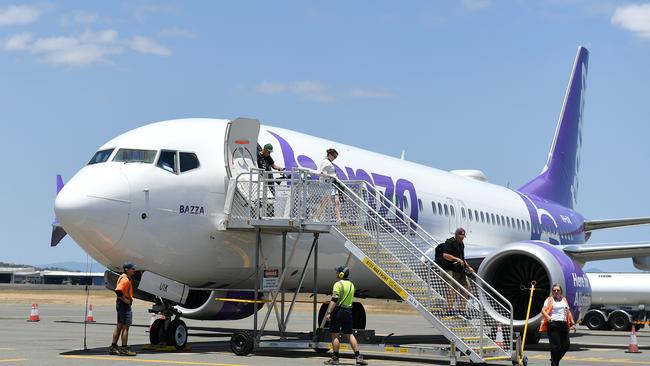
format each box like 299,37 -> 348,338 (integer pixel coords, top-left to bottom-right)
625,326 -> 641,353
495,323 -> 505,348
86,304 -> 96,323
27,303 -> 40,322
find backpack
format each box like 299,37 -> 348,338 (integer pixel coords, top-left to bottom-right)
434,243 -> 444,266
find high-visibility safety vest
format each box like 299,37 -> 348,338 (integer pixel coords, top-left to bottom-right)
332,280 -> 355,308
539,297 -> 574,332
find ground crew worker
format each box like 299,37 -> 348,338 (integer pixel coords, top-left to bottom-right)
110,262 -> 137,356
323,266 -> 367,365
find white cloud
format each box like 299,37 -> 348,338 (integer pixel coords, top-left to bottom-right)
3,29 -> 171,66
612,4 -> 650,39
60,11 -> 98,27
158,27 -> 196,39
0,4 -> 45,26
129,36 -> 171,56
4,33 -> 32,50
255,81 -> 395,103
461,0 -> 491,11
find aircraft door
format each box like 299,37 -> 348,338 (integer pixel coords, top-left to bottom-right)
224,118 -> 260,178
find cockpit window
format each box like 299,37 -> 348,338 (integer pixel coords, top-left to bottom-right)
88,148 -> 114,165
113,149 -> 156,163
180,152 -> 200,173
157,150 -> 177,173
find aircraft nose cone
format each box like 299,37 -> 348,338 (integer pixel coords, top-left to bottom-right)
55,165 -> 131,252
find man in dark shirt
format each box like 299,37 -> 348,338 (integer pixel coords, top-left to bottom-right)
442,227 -> 474,311
257,143 -> 284,172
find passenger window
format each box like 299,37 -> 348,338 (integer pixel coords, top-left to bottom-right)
444,204 -> 449,217
480,211 -> 485,223
475,210 -> 479,222
496,215 -> 501,226
468,209 -> 473,221
491,213 -> 496,225
88,148 -> 114,165
450,206 -> 455,217
431,202 -> 437,215
438,203 -> 443,215
501,215 -> 505,226
180,152 -> 200,173
418,199 -> 423,212
403,196 -> 409,210
113,149 -> 156,163
461,207 -> 466,219
157,150 -> 177,173
526,221 -> 531,231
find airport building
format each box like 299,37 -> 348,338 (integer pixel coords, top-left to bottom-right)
0,267 -> 105,285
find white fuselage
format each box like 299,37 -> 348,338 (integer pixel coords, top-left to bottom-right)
56,118 -> 539,298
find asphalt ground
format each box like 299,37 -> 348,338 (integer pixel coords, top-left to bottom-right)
1,303 -> 648,366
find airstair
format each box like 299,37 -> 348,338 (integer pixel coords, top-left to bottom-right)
224,168 -> 516,364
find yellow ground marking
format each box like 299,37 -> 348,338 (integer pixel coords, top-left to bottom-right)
0,360 -> 26,363
60,355 -> 247,366
527,354 -> 650,364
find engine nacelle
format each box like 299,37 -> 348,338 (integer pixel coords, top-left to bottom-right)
633,256 -> 650,271
177,290 -> 262,320
478,241 -> 591,330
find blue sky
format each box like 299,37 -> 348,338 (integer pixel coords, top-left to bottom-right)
1,1 -> 649,271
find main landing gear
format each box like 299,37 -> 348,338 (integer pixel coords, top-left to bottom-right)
149,301 -> 188,350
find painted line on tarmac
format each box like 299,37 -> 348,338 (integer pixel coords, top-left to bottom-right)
527,354 -> 650,364
60,355 -> 248,366
0,349 -> 17,351
0,359 -> 27,363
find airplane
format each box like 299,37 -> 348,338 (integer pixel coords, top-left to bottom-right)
52,46 -> 650,348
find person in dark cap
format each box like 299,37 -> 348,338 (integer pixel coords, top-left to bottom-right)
323,266 -> 367,365
110,262 -> 137,356
441,228 -> 474,312
257,143 -> 284,173
257,143 -> 284,197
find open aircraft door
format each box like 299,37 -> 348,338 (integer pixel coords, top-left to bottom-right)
224,117 -> 260,178
223,118 -> 261,217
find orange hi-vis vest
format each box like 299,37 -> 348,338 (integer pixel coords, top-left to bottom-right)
539,296 -> 574,332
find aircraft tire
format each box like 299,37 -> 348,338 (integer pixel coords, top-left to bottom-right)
166,319 -> 188,350
149,318 -> 165,345
352,302 -> 366,329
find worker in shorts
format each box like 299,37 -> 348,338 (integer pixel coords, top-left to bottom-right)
323,266 -> 368,365
109,262 -> 137,356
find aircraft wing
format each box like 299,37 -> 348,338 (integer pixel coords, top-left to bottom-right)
563,242 -> 650,262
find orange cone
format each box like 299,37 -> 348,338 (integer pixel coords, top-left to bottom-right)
86,304 -> 96,323
625,326 -> 641,353
28,303 -> 40,322
495,323 -> 505,348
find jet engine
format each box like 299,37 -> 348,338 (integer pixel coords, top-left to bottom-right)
478,241 -> 591,330
177,290 -> 262,320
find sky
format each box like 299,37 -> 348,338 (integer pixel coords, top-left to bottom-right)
1,1 -> 649,272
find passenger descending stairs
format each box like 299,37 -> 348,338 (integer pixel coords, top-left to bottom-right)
328,179 -> 515,364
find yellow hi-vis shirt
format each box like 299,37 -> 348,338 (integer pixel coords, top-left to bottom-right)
332,280 -> 355,308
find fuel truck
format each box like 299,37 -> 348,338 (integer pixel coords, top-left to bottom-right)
582,273 -> 649,331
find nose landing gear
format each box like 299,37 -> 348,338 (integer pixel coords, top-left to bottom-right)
148,302 -> 188,350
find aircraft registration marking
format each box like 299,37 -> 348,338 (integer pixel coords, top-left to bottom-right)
361,257 -> 407,300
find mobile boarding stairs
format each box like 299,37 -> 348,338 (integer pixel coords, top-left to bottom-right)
224,168 -> 518,364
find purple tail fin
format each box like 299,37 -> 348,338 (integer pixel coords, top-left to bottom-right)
519,46 -> 589,209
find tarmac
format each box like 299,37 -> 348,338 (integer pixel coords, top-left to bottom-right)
1,302 -> 649,366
